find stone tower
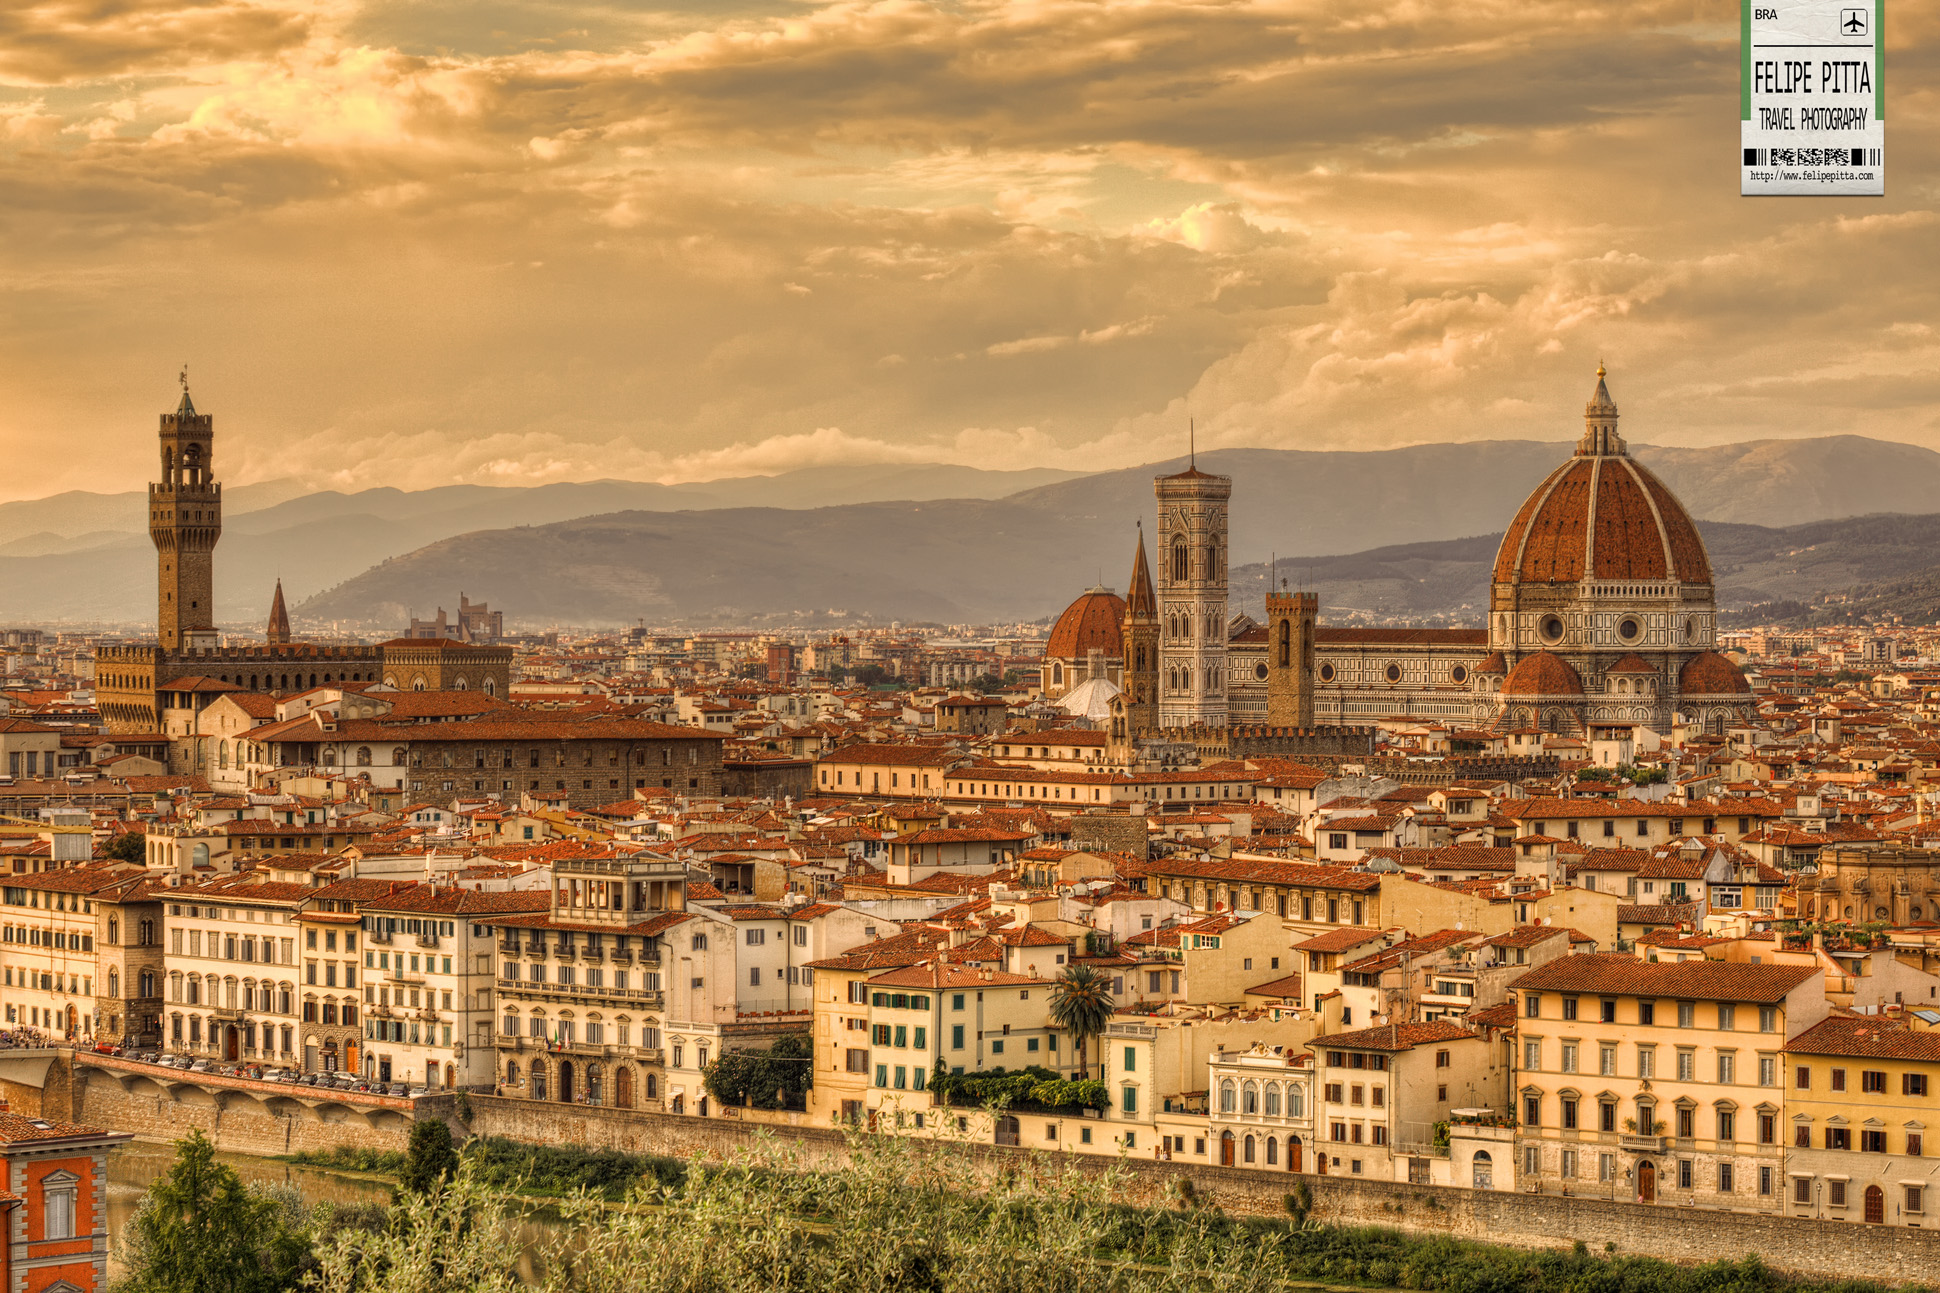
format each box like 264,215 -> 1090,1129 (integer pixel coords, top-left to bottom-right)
266,578 -> 291,645
150,387 -> 222,651
1120,522 -> 1159,740
1155,461 -> 1232,729
1265,582 -> 1317,728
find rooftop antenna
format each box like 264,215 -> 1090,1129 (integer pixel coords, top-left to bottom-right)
1189,418 -> 1195,468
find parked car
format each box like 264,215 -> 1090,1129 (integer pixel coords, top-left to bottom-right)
297,1073 -> 320,1086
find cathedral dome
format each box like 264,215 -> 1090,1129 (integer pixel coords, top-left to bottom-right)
1679,651 -> 1751,696
1492,369 -> 1712,587
1503,651 -> 1584,696
1046,587 -> 1126,660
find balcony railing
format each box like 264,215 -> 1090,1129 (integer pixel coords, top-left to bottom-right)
1619,1134 -> 1666,1151
417,933 -> 441,950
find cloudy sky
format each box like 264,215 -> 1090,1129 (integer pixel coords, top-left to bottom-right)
1,0 -> 1934,500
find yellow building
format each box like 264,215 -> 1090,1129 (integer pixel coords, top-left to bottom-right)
1784,1014 -> 1940,1226
1508,955 -> 1827,1209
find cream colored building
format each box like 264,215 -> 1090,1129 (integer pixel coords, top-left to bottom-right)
1783,1013 -> 1940,1226
1508,955 -> 1825,1209
1208,1041 -> 1316,1172
359,885 -> 549,1089
163,879 -> 309,1067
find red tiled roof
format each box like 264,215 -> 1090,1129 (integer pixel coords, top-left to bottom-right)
1314,1020 -> 1479,1052
1508,952 -> 1815,1003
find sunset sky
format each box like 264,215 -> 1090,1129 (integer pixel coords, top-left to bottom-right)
1,0 -> 1934,500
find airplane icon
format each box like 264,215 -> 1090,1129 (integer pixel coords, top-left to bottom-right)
1840,9 -> 1868,35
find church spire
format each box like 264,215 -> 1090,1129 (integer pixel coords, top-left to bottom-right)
1577,362 -> 1625,456
266,579 -> 291,645
1127,520 -> 1156,618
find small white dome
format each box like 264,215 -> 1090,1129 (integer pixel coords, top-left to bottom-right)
1057,676 -> 1121,722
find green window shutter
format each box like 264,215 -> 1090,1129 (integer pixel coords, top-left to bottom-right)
1124,1046 -> 1137,1072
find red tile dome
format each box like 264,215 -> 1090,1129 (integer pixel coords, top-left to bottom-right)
1502,651 -> 1584,696
1491,370 -> 1712,587
1679,651 -> 1750,695
1046,587 -> 1126,660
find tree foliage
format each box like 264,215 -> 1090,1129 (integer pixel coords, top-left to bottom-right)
702,1032 -> 814,1110
928,1063 -> 1107,1113
1048,964 -> 1115,1080
399,1120 -> 460,1198
101,831 -> 146,863
114,1131 -> 311,1293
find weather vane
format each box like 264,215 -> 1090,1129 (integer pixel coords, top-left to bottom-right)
179,364 -> 189,392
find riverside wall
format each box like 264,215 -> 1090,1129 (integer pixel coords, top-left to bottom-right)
465,1096 -> 1940,1285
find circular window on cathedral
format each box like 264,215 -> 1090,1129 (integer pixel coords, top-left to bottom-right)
1384,663 -> 1402,684
1450,664 -> 1468,685
1540,615 -> 1565,643
1318,662 -> 1337,683
1254,662 -> 1269,681
1618,617 -> 1640,642
1685,616 -> 1697,642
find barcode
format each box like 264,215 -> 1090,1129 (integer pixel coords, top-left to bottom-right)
1743,148 -> 1881,167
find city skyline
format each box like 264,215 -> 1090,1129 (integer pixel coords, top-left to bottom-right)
0,0 -> 1934,501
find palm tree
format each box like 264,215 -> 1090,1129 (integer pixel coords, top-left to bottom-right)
1049,963 -> 1116,1082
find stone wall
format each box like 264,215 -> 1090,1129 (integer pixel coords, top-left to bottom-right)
462,1096 -> 1940,1285
1067,813 -> 1149,861
67,1057 -> 420,1157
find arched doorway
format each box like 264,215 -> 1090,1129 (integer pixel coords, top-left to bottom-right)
1637,1160 -> 1656,1204
345,1042 -> 359,1073
1288,1135 -> 1303,1173
559,1060 -> 576,1104
444,1064 -> 455,1089
1472,1150 -> 1492,1190
225,1026 -> 240,1061
1219,1131 -> 1235,1166
1865,1185 -> 1886,1224
615,1066 -> 634,1109
587,1064 -> 603,1106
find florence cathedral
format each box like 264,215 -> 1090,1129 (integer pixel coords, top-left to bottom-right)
1037,367 -> 1755,747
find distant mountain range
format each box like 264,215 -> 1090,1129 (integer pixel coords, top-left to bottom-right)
297,503 -> 1940,632
7,435 -> 1940,628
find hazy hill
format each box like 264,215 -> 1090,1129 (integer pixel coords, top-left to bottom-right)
294,507 -> 1940,630
10,435 -> 1940,626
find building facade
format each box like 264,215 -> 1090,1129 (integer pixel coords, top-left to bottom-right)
1508,955 -> 1825,1209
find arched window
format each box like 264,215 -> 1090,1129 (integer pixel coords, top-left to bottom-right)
483,677 -> 496,696
454,677 -> 468,691
1264,1083 -> 1281,1116
1242,1082 -> 1259,1115
219,742 -> 230,769
108,969 -> 120,998
392,748 -> 407,766
356,747 -> 372,766
1219,1080 -> 1235,1113
1266,1136 -> 1278,1166
108,917 -> 119,944
1243,1134 -> 1255,1164
140,970 -> 156,998
1287,1084 -> 1304,1117
1172,541 -> 1188,583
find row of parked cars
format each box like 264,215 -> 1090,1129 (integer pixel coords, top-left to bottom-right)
113,1049 -> 426,1098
